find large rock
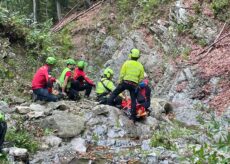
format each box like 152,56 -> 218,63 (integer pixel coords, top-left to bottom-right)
40,111 -> 85,138
104,31 -> 150,81
174,107 -> 201,126
99,36 -> 118,59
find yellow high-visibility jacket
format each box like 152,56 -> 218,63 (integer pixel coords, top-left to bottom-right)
96,78 -> 115,95
119,60 -> 144,84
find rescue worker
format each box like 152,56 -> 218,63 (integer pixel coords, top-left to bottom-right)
72,60 -> 95,98
136,79 -> 151,114
58,59 -> 77,100
108,48 -> 144,122
0,111 -> 7,151
96,68 -> 122,106
32,57 -> 58,102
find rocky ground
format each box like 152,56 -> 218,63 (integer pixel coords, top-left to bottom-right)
0,95 -> 229,163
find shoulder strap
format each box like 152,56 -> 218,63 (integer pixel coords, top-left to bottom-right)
101,79 -> 112,92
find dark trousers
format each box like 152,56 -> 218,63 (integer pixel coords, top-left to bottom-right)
33,88 -> 58,102
108,81 -> 137,120
71,80 -> 92,97
98,95 -> 122,107
67,87 -> 79,100
0,121 -> 7,151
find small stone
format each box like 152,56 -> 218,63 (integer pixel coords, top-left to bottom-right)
71,138 -> 87,153
15,106 -> 30,114
43,135 -> 62,147
9,147 -> 28,157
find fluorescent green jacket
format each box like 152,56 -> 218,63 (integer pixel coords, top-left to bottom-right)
58,67 -> 71,89
96,78 -> 115,95
119,60 -> 144,84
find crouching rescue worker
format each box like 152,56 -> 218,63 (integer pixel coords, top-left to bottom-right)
108,48 -> 144,123
58,59 -> 77,100
72,60 -> 95,98
136,79 -> 151,115
32,57 -> 58,102
96,68 -> 122,107
0,112 -> 7,152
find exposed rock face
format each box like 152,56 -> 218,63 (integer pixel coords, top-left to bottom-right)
40,110 -> 85,138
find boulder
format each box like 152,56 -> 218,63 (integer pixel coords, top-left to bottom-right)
40,111 -> 85,138
15,106 -> 30,114
174,107 -> 201,126
99,36 -> 118,59
70,138 -> 87,153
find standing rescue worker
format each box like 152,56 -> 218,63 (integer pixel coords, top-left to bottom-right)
32,57 -> 58,102
0,111 -> 7,152
58,59 -> 77,100
96,68 -> 122,106
72,61 -> 95,98
108,48 -> 144,122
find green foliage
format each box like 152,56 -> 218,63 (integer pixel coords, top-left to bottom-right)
6,127 -> 39,153
197,38 -> 207,47
192,3 -> 201,15
0,152 -> 8,164
0,7 -> 73,63
151,130 -> 177,150
211,0 -> 230,22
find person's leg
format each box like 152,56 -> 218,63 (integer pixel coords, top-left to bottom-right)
84,83 -> 93,97
67,87 -> 78,100
33,88 -> 58,102
113,96 -> 123,107
108,82 -> 126,106
0,121 -> 7,151
128,85 -> 137,121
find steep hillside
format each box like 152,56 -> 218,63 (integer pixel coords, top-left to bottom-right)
66,0 -> 230,114
0,0 -> 229,163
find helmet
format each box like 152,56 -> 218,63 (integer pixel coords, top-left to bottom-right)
77,61 -> 85,69
104,68 -> 114,78
66,59 -> 76,65
46,57 -> 57,65
129,48 -> 140,58
0,112 -> 5,122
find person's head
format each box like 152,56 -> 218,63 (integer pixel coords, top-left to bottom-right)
46,57 -> 57,66
103,68 -> 114,80
129,48 -> 140,61
77,60 -> 86,70
66,58 -> 76,70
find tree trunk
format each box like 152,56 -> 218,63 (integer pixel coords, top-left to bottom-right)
56,0 -> 62,21
33,0 -> 37,23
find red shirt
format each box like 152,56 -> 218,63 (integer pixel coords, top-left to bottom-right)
32,65 -> 55,90
73,68 -> 94,85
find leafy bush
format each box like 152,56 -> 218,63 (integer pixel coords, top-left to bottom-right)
6,127 -> 39,153
211,0 -> 230,22
0,6 -> 73,61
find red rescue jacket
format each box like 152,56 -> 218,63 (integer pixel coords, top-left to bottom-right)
73,68 -> 94,85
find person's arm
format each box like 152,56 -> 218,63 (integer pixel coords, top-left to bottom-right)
139,65 -> 144,83
84,75 -> 95,85
62,76 -> 69,93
